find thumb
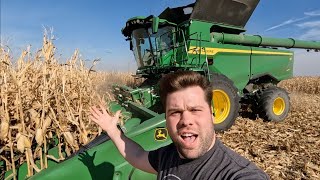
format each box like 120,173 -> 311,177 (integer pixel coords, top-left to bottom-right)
115,110 -> 121,120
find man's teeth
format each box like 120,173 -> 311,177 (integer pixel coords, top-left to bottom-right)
181,133 -> 194,137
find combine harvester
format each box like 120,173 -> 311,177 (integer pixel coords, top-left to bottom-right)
3,0 -> 320,179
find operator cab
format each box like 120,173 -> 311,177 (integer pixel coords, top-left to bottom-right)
122,17 -> 176,71
131,26 -> 175,67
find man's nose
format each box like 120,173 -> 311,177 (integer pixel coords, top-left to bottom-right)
179,111 -> 193,126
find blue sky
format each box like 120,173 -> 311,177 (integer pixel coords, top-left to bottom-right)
1,0 -> 320,75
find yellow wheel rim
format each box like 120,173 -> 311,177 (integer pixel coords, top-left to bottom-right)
212,90 -> 231,124
273,97 -> 285,115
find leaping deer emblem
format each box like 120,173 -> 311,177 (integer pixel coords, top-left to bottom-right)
155,128 -> 167,141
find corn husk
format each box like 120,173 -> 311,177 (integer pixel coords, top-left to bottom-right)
0,121 -> 9,140
16,134 -> 31,153
63,132 -> 76,148
42,116 -> 52,133
35,129 -> 44,146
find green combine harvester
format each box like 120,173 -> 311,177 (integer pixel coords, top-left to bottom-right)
3,0 -> 320,179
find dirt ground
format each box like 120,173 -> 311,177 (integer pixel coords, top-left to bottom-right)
218,92 -> 320,179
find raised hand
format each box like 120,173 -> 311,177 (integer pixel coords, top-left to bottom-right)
89,104 -> 121,135
89,104 -> 155,174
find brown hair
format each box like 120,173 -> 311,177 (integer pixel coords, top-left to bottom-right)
159,71 -> 212,108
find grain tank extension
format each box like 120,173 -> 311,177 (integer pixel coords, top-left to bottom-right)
3,0 -> 320,179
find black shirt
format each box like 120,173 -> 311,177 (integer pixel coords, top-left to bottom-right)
148,139 -> 269,180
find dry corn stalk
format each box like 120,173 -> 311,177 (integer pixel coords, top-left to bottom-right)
279,77 -> 320,94
0,31 -> 117,177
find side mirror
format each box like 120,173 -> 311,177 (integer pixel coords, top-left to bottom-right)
152,16 -> 159,34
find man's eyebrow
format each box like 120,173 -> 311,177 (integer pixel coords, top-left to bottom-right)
187,105 -> 204,110
167,105 -> 204,112
167,108 -> 183,113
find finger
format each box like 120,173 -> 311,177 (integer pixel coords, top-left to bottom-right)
115,110 -> 121,120
90,107 -> 101,119
89,115 -> 98,123
90,109 -> 100,120
89,115 -> 102,125
91,106 -> 103,116
99,104 -> 110,118
100,98 -> 107,106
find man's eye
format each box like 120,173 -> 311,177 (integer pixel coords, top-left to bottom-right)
171,111 -> 180,115
191,109 -> 200,112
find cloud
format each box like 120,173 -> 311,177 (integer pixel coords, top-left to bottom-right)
296,21 -> 320,40
298,28 -> 320,41
265,17 -> 309,32
265,9 -> 320,32
304,9 -> 320,16
296,21 -> 320,28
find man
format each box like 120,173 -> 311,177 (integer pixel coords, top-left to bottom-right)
90,71 -> 269,179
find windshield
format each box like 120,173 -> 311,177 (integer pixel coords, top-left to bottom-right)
131,26 -> 175,67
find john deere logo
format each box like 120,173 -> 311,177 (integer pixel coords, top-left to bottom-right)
154,128 -> 168,141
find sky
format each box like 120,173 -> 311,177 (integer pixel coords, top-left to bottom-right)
1,0 -> 320,76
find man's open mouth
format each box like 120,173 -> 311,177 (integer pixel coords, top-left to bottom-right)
180,133 -> 198,146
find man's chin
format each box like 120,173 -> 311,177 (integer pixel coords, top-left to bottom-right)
177,148 -> 202,159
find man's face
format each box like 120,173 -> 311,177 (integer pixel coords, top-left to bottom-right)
165,86 -> 215,159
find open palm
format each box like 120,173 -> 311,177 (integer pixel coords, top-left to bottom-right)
89,104 -> 121,135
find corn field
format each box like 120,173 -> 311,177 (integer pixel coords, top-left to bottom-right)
219,78 -> 320,180
0,34 -> 134,179
1,35 -> 320,179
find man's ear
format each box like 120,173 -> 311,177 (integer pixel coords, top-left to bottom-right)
210,105 -> 215,124
210,103 -> 215,115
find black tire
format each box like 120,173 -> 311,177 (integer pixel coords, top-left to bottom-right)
210,73 -> 240,131
258,87 -> 290,121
